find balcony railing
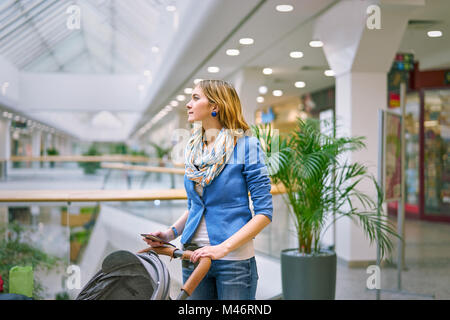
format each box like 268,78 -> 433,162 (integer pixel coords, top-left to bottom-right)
0,158 -> 290,299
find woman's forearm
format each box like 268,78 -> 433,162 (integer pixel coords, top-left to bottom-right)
189,214 -> 271,262
221,214 -> 271,254
169,209 -> 189,240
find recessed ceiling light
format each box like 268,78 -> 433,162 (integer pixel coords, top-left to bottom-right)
257,96 -> 265,103
166,5 -> 176,12
184,88 -> 193,94
208,66 -> 220,73
226,49 -> 240,56
258,86 -> 268,95
194,79 -> 203,85
239,38 -> 254,45
176,95 -> 186,101
324,69 -> 335,77
427,30 -> 442,38
151,46 -> 160,53
276,5 -> 294,12
170,100 -> 179,107
290,51 -> 304,59
144,70 -> 151,77
309,40 -> 323,48
272,90 -> 283,97
295,81 -> 306,88
263,68 -> 273,75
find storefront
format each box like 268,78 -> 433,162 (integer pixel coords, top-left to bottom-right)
254,96 -> 304,137
254,86 -> 335,137
255,57 -> 449,223
389,60 -> 450,223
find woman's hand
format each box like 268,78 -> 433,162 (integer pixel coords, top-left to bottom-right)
142,230 -> 172,247
190,244 -> 229,263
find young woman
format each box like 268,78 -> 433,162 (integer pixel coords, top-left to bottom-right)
143,79 -> 273,300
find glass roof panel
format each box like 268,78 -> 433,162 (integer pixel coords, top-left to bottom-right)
0,0 -> 187,74
0,0 -> 17,14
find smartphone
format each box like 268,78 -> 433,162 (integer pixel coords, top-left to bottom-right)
140,234 -> 176,247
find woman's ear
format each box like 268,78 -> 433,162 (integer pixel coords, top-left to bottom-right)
210,104 -> 219,113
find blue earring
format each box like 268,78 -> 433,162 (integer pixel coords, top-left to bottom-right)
211,111 -> 217,117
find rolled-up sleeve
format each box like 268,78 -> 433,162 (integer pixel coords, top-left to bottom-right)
242,136 -> 273,221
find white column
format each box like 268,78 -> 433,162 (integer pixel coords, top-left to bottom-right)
0,118 -> 11,179
73,140 -> 82,155
228,67 -> 264,128
177,106 -> 190,131
66,137 -> 73,155
66,137 -> 72,155
58,136 -> 64,155
314,0 -> 423,265
334,71 -> 389,263
61,136 -> 67,155
43,133 -> 51,155
31,129 -> 42,169
59,136 -> 65,155
54,135 -> 61,154
50,134 -> 56,150
42,132 -> 51,168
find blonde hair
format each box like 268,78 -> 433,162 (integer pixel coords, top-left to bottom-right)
197,79 -> 250,134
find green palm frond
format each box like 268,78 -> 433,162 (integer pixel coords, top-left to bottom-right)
251,118 -> 399,258
149,142 -> 173,159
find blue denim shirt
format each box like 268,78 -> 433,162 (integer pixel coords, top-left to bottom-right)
181,135 -> 273,246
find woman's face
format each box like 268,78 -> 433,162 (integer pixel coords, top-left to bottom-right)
186,86 -> 214,123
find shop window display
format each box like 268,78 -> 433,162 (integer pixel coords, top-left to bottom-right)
424,90 -> 450,217
386,92 -> 421,218
405,93 -> 420,209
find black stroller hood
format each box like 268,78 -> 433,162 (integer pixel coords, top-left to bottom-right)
76,250 -> 171,300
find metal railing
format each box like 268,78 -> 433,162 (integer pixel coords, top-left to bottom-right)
0,162 -> 288,299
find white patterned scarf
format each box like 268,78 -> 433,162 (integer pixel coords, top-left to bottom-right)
185,125 -> 238,187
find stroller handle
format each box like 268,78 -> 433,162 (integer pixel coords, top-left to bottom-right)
140,246 -> 211,300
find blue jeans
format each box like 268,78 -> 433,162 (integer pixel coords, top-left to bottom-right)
182,257 -> 258,300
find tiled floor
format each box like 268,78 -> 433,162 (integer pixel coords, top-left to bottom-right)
335,217 -> 450,299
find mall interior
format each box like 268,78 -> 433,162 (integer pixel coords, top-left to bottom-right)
0,0 -> 449,300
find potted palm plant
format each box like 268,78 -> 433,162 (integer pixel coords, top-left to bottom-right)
78,144 -> 102,175
252,118 -> 398,300
149,142 -> 173,181
149,141 -> 173,165
46,147 -> 59,168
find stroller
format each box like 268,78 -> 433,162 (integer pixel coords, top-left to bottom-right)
76,246 -> 210,300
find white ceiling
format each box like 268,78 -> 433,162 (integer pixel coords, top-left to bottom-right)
194,0 -> 337,108
399,0 -> 450,70
132,0 -> 450,139
133,0 -> 338,138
